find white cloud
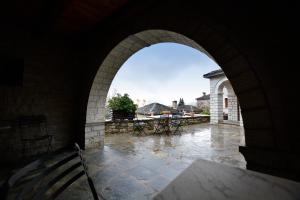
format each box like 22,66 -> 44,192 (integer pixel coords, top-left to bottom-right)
108,43 -> 220,106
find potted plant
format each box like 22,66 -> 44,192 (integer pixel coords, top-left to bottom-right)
107,93 -> 137,120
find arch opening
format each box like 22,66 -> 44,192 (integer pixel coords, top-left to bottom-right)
84,30 -> 271,174
85,30 -> 219,148
210,77 -> 242,125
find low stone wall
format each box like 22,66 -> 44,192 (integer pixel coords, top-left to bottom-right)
105,116 -> 210,135
105,121 -> 134,134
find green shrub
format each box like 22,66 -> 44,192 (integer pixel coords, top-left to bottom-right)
201,106 -> 210,115
107,93 -> 137,113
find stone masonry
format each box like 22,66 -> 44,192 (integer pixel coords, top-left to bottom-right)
105,116 -> 210,135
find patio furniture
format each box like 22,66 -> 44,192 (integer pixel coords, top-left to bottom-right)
2,143 -> 104,200
17,115 -> 53,157
154,115 -> 171,135
170,115 -> 183,135
133,120 -> 147,135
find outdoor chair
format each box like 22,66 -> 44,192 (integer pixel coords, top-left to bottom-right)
154,115 -> 171,135
17,115 -> 53,157
170,115 -> 183,135
2,143 -> 104,200
133,120 -> 147,135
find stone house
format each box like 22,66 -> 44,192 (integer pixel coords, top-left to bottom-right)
172,99 -> 201,114
196,92 -> 210,110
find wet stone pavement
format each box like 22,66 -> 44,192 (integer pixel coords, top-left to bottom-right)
58,123 -> 246,200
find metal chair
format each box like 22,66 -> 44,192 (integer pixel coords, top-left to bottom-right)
2,143 -> 104,200
154,115 -> 171,135
133,120 -> 146,135
170,115 -> 183,135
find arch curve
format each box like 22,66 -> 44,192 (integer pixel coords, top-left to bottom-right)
83,28 -> 273,164
214,76 -> 234,95
86,30 -> 213,125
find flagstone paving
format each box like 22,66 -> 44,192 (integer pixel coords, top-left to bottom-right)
58,123 -> 245,200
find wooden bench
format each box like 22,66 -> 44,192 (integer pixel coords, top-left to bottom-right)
1,143 -> 104,200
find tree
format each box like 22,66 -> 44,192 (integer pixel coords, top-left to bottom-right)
178,98 -> 185,106
107,93 -> 137,120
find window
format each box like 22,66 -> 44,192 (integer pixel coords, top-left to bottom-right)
224,98 -> 228,108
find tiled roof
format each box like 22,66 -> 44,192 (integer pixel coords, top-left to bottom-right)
136,103 -> 176,115
203,69 -> 224,78
177,105 -> 201,113
196,94 -> 210,100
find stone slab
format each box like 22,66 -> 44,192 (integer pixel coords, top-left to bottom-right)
154,159 -> 300,200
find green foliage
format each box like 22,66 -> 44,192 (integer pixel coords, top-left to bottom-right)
107,93 -> 137,113
178,98 -> 185,106
201,106 -> 210,115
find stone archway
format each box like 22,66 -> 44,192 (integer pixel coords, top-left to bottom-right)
85,30 -> 215,148
3,0 -> 295,180
84,29 -> 267,152
212,77 -> 233,124
208,73 -> 242,125
82,26 -> 280,178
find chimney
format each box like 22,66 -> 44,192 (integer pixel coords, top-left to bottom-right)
203,92 -> 206,96
172,100 -> 177,109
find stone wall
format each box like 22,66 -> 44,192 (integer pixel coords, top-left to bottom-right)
105,116 -> 210,135
105,120 -> 134,134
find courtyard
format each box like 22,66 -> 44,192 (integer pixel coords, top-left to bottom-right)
58,123 -> 246,200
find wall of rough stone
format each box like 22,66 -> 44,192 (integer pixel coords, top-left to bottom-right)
105,116 -> 210,135
105,120 -> 134,134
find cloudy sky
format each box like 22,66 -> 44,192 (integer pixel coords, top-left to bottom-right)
108,43 -> 220,107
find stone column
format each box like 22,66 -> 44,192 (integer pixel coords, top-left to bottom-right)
209,93 -> 217,124
228,95 -> 238,121
217,93 -> 224,123
210,93 -> 223,124
85,102 -> 106,149
85,122 -> 105,149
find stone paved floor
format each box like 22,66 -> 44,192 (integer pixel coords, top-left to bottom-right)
58,123 -> 246,200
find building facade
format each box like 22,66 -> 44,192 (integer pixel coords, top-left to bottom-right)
196,92 -> 210,110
